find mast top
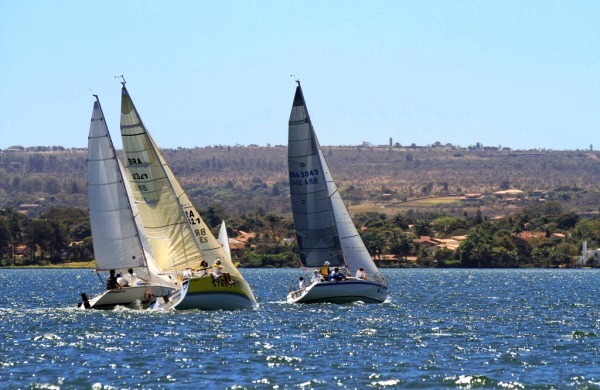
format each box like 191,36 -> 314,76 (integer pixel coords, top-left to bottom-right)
115,75 -> 126,86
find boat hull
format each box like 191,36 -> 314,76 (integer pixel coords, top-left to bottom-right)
170,274 -> 257,310
287,279 -> 388,304
80,285 -> 175,310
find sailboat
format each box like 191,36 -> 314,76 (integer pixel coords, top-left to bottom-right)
80,96 -> 177,310
286,81 -> 388,304
119,82 -> 257,310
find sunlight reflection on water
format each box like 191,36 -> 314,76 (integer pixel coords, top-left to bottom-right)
0,268 -> 598,388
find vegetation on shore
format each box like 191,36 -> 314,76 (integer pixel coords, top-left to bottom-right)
1,145 -> 598,269
1,201 -> 598,269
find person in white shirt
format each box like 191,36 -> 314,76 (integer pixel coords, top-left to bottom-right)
125,268 -> 140,286
182,268 -> 193,280
116,273 -> 129,287
311,270 -> 322,284
211,259 -> 234,284
196,260 -> 209,277
355,267 -> 368,280
298,276 -> 306,291
211,260 -> 223,280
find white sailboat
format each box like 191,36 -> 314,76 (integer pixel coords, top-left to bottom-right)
119,82 -> 257,310
80,96 -> 177,310
286,81 -> 388,304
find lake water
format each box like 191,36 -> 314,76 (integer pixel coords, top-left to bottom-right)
0,268 -> 599,389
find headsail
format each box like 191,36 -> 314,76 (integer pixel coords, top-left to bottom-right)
119,84 -> 240,277
288,82 -> 380,278
87,97 -> 147,271
217,220 -> 232,261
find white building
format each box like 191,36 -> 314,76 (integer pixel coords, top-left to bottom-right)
578,241 -> 600,266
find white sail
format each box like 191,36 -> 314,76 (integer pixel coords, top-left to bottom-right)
217,220 -> 232,261
87,98 -> 147,271
119,84 -> 241,277
288,82 -> 380,279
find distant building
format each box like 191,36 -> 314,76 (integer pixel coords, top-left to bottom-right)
578,241 -> 600,266
462,193 -> 484,201
494,189 -> 524,198
414,236 -> 466,252
17,203 -> 40,215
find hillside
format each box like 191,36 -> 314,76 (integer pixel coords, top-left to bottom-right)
1,145 -> 599,218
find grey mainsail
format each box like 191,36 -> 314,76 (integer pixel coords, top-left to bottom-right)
288,82 -> 381,279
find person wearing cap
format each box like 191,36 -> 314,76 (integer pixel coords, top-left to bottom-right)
211,259 -> 234,285
319,261 -> 331,281
355,267 -> 368,280
311,270 -> 322,284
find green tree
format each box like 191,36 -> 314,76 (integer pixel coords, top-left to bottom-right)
430,216 -> 467,236
387,230 -> 413,259
26,219 -> 53,263
0,216 -> 12,264
361,230 -> 385,260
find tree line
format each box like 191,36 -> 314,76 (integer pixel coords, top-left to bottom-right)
1,201 -> 598,269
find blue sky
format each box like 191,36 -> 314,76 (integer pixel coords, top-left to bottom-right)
1,1 -> 598,150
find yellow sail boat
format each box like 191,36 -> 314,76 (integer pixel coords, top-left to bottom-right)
119,81 -> 257,310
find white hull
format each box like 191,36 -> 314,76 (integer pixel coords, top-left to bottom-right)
150,281 -> 188,310
287,278 -> 388,304
79,285 -> 175,310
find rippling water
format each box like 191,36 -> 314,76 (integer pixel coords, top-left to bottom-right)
0,268 -> 599,389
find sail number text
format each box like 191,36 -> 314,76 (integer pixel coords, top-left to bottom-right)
185,210 -> 209,243
289,169 -> 319,186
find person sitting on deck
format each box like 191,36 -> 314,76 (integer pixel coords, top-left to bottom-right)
311,270 -> 322,284
116,273 -> 129,287
196,260 -> 209,277
330,267 -> 347,282
125,268 -> 141,286
106,269 -> 120,290
211,259 -> 234,285
355,267 -> 368,280
320,261 -> 331,281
